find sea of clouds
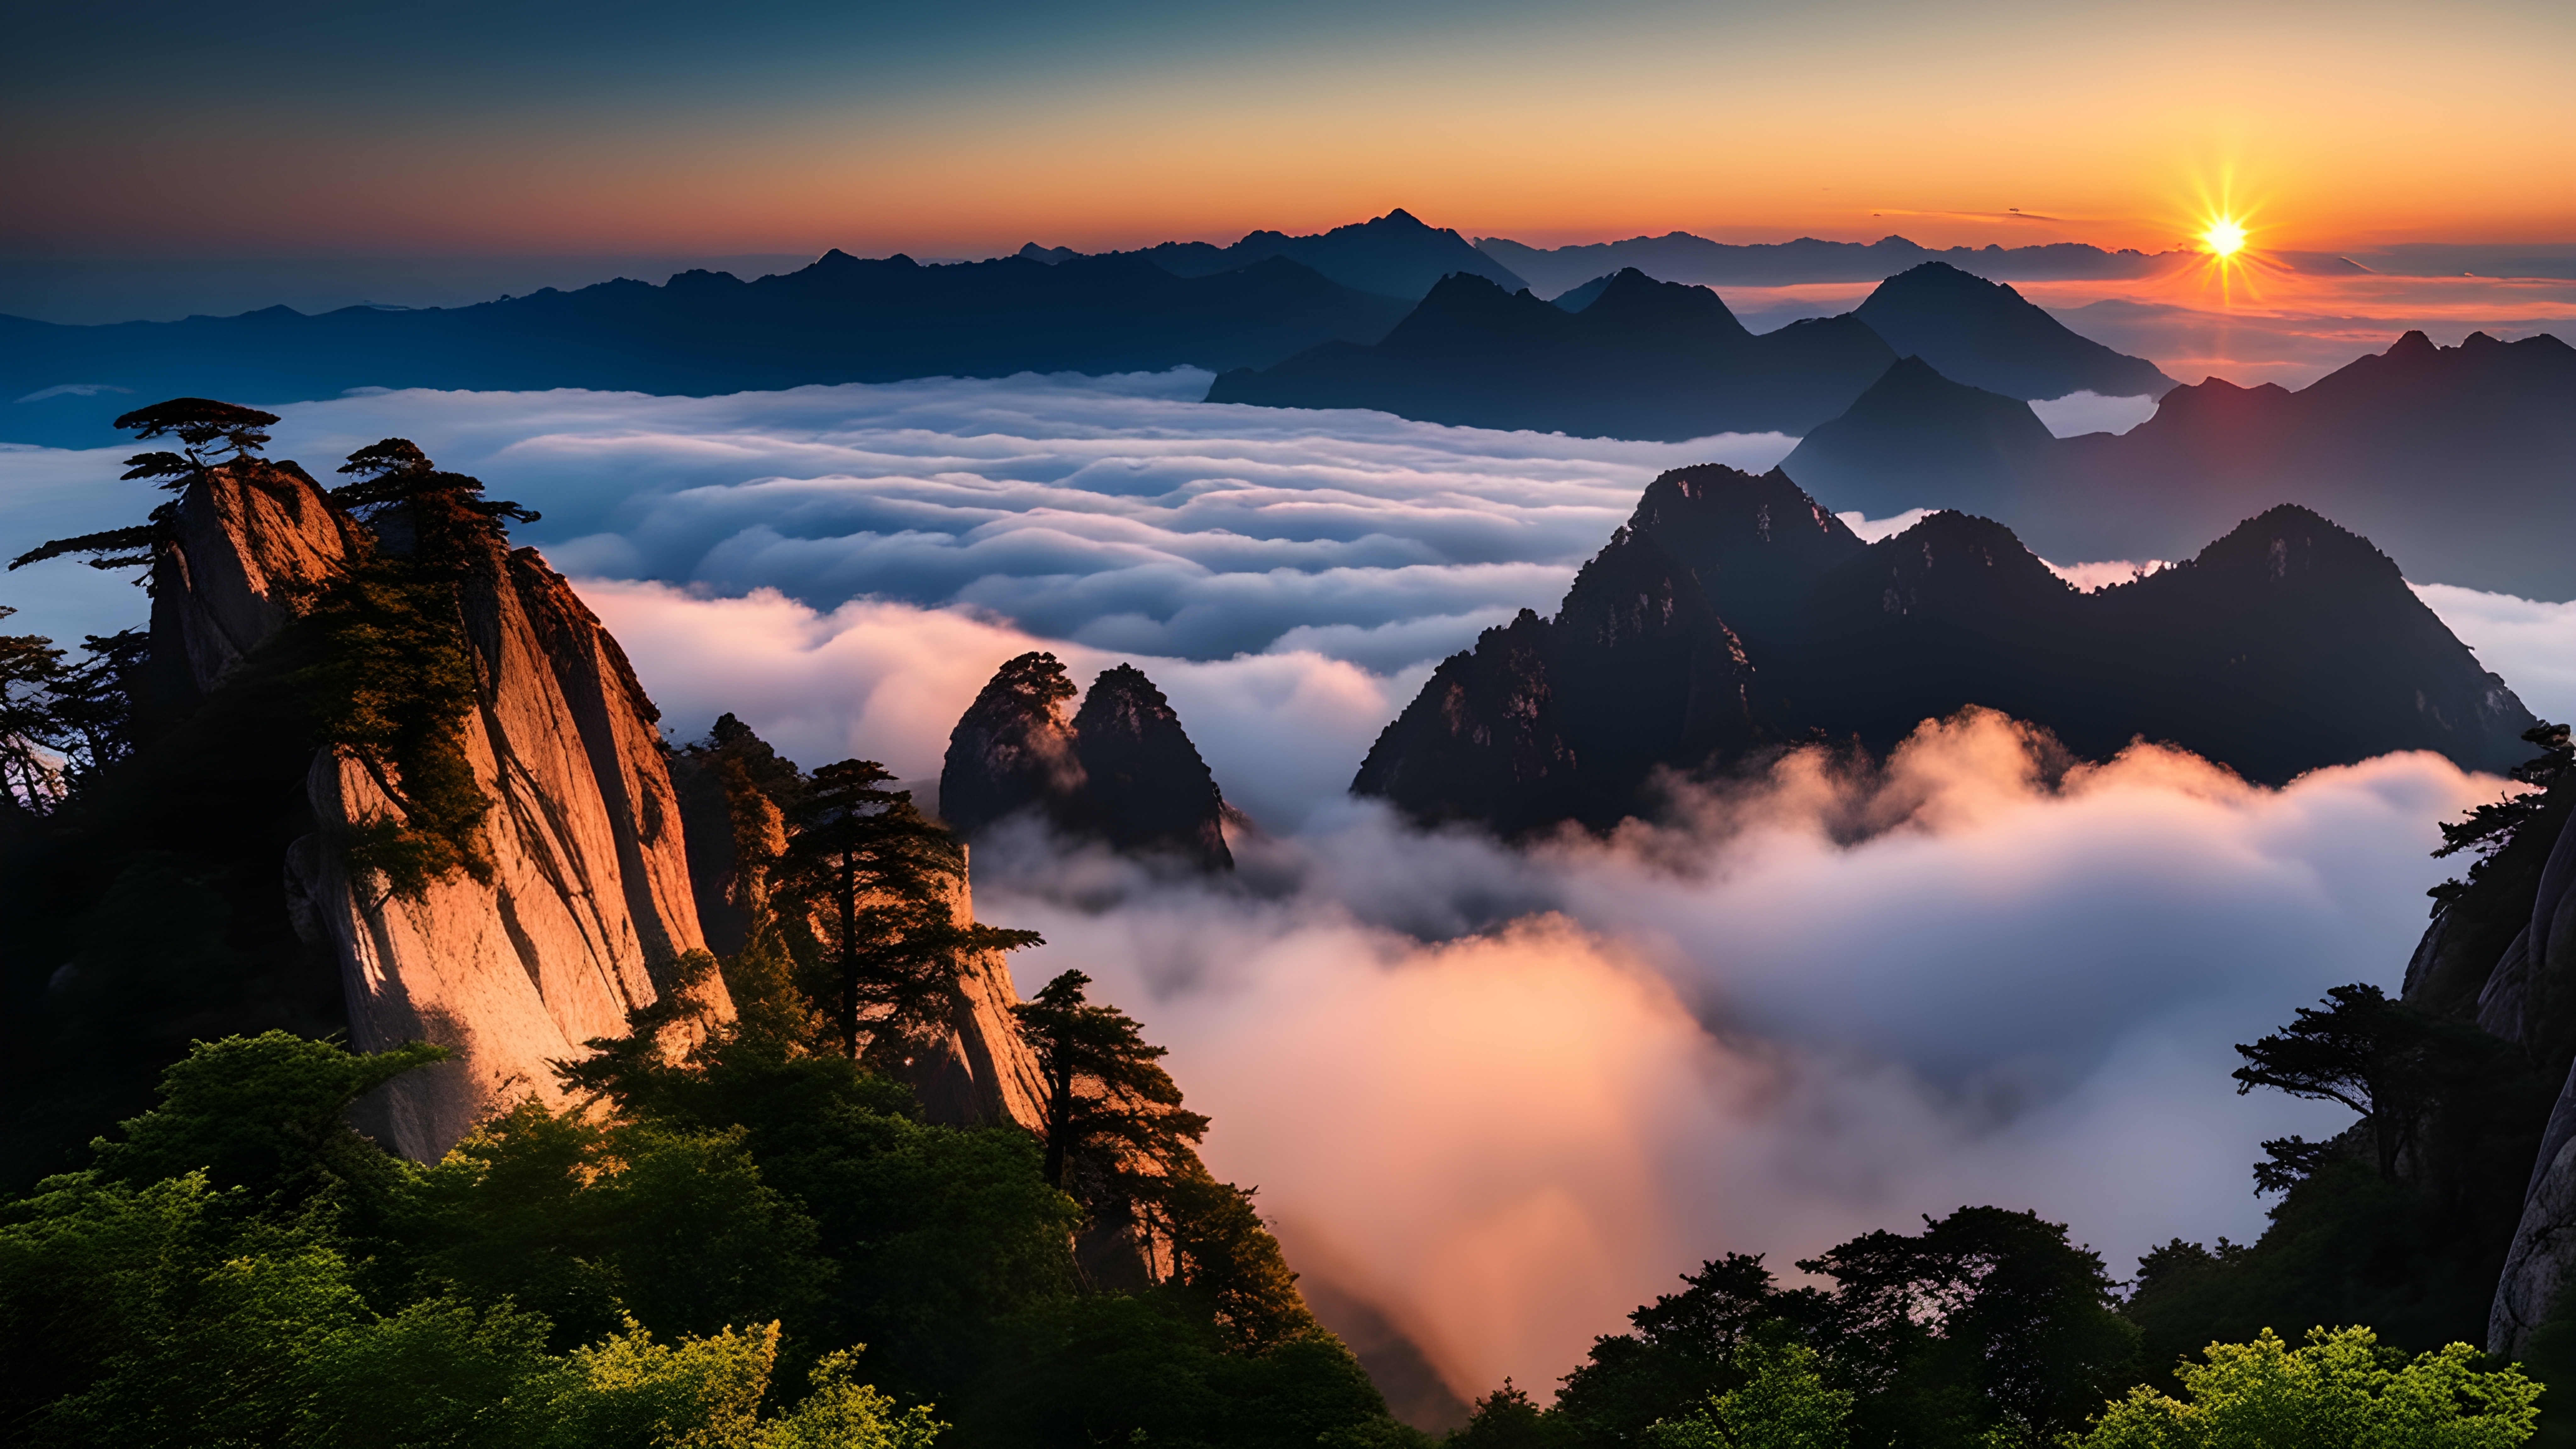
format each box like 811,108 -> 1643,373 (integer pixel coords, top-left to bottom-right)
4,373 -> 2573,1401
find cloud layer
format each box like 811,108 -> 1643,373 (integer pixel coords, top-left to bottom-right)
3,377 -> 2566,1406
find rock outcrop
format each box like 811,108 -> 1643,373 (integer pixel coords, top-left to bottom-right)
1356,466 -> 2538,832
151,460 -> 730,1161
940,652 -> 1233,871
2482,802 -> 2576,1355
671,714 -> 1050,1134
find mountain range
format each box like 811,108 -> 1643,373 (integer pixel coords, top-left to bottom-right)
1207,263 -> 2170,439
1353,465 -> 2535,834
1474,232 -> 2172,296
1,251 -> 1414,448
1029,207 -> 1527,299
1782,328 -> 2576,600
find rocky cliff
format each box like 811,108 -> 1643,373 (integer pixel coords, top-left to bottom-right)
1357,465 -> 2537,832
2470,787 -> 2576,1356
153,459 -> 730,1161
941,652 -> 1233,871
673,713 -> 1051,1134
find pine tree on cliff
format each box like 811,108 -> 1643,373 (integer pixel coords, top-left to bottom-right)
1012,969 -> 1314,1347
0,608 -> 67,812
8,398 -> 280,572
771,758 -> 1041,1066
1013,968 -> 1210,1192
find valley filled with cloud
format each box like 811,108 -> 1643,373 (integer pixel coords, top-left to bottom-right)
4,374 -> 2568,1399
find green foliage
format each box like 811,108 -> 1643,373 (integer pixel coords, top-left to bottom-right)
1554,1254 -> 1791,1445
1645,1327 -> 1853,1449
88,1029 -> 445,1211
1528,1209 -> 2134,1449
9,397 -> 276,574
1798,1205 -> 2139,1446
0,1036 -> 937,1448
292,529 -> 492,897
388,1097 -> 831,1350
1452,1380 -> 1577,1449
971,1291 -> 1388,1449
2071,1326 -> 2539,1448
557,1003 -> 1082,1400
113,397 -> 280,469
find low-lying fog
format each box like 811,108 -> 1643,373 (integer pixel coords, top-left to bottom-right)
5,374 -> 2570,1400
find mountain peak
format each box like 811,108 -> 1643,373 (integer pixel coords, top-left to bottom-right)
939,656 -> 1233,870
1853,265 -> 2175,400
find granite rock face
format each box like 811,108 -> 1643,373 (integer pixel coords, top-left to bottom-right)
153,461 -> 728,1161
2483,805 -> 2576,1356
941,652 -> 1233,870
150,461 -> 366,702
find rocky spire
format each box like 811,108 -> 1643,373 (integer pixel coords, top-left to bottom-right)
940,655 -> 1235,871
141,448 -> 728,1160
939,652 -> 1083,842
1069,664 -> 1231,872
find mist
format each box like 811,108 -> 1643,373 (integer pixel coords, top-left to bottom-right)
1,375 -> 2565,1401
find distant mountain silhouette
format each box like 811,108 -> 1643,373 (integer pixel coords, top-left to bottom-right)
1207,263 -> 2164,438
1,252 -> 1414,448
1207,269 -> 1895,438
1354,465 -> 2534,832
1780,329 -> 2576,600
1110,208 -> 1526,299
1780,357 -> 2059,507
1475,232 -> 2168,296
1852,263 -> 2175,399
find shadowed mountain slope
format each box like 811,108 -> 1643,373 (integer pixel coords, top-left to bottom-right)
1779,329 -> 2576,599
1852,262 -> 2176,400
2,252 -> 1414,447
941,654 -> 1232,871
1779,357 -> 2061,510
1208,263 -> 2168,439
1355,466 -> 2534,832
1207,270 -> 1894,439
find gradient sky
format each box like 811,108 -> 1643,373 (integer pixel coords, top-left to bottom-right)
7,0 -> 2570,260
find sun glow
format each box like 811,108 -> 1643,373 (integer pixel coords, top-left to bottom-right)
2200,216 -> 2247,257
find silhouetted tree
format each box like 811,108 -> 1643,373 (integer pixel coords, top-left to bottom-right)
0,607 -> 66,811
772,758 -> 1039,1065
2429,721 -> 2573,911
329,436 -> 538,569
1013,968 -> 1210,1192
2231,983 -> 2491,1182
7,398 -> 281,574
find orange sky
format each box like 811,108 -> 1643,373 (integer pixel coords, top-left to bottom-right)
5,0 -> 2571,258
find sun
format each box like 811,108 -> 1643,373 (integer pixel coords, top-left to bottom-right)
2200,216 -> 2248,258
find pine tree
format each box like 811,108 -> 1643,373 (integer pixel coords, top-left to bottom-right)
771,759 -> 1040,1066
1012,968 -> 1210,1193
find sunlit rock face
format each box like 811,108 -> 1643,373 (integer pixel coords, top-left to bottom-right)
941,652 -> 1234,872
156,461 -> 729,1160
150,461 -> 366,704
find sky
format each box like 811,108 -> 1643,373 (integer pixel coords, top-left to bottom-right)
6,0 -> 2571,262
5,377 -> 2573,1399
